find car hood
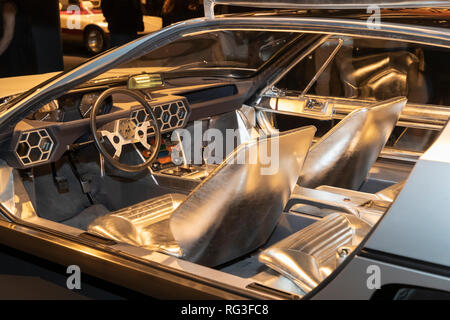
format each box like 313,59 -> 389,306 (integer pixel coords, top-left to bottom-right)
0,72 -> 61,98
0,67 -> 177,99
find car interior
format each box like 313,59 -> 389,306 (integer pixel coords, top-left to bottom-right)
0,29 -> 447,298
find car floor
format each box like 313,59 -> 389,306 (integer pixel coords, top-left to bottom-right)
219,212 -> 318,277
21,144 -> 181,229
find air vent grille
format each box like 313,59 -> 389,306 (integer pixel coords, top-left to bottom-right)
16,129 -> 54,166
131,100 -> 188,134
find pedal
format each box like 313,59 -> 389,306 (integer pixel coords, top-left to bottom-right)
51,163 -> 69,194
54,176 -> 69,194
80,175 -> 91,194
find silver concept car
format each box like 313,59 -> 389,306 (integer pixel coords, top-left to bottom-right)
0,0 -> 448,299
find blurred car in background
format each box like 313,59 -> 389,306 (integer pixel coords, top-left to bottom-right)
59,0 -> 162,54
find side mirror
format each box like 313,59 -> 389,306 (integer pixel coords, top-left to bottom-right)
127,74 -> 164,90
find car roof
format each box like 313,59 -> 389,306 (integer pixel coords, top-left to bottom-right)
215,8 -> 450,29
206,0 -> 450,11
206,1 -> 450,28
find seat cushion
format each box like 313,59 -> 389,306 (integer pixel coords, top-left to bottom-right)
87,193 -> 186,255
258,212 -> 371,293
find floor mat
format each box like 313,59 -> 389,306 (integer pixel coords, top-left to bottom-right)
63,204 -> 110,230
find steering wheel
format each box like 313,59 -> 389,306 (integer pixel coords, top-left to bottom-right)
90,87 -> 161,173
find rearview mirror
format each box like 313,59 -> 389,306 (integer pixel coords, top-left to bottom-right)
127,74 -> 164,90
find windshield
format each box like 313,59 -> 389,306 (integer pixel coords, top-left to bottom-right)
114,30 -> 298,76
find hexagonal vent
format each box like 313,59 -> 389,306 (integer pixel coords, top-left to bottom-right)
16,129 -> 54,166
151,100 -> 188,133
132,100 -> 188,134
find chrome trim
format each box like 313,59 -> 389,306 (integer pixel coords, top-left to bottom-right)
205,0 -> 450,18
301,38 -> 344,96
268,94 -> 450,130
380,148 -> 422,162
259,35 -> 331,99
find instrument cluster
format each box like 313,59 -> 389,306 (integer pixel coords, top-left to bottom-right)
26,91 -> 108,123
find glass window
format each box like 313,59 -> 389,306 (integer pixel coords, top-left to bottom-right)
276,36 -> 450,106
116,31 -> 299,77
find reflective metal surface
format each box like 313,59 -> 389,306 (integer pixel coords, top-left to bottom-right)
375,180 -> 406,202
205,0 -> 450,19
0,161 -> 14,215
299,97 -> 406,190
337,50 -> 428,103
288,185 -> 390,225
287,185 -> 363,217
0,160 -> 36,219
270,94 -> 450,131
89,194 -> 186,256
256,110 -> 280,137
89,126 -> 316,267
258,212 -> 371,293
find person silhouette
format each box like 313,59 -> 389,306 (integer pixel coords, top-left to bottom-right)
162,0 -> 202,27
0,0 -> 36,78
101,0 -> 145,48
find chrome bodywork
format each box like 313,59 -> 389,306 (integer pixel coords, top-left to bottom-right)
366,122 -> 450,267
259,212 -> 371,294
204,0 -> 450,18
298,97 -> 406,189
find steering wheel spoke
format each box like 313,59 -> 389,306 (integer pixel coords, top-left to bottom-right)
100,129 -> 124,159
134,121 -> 152,150
113,147 -> 123,161
90,88 -> 161,173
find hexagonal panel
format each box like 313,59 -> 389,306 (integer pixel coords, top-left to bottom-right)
17,142 -> 30,157
178,106 -> 187,118
28,132 -> 40,147
131,109 -> 149,127
40,137 -> 52,152
16,129 -> 54,166
153,106 -> 163,119
170,116 -> 178,127
161,111 -> 170,124
169,103 -> 178,115
29,148 -> 42,162
136,101 -> 189,134
20,133 -> 29,142
41,152 -> 50,161
38,130 -> 48,138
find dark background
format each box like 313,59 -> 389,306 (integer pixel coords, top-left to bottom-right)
23,0 -> 64,74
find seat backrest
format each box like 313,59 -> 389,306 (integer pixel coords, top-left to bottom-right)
169,126 -> 316,267
299,97 -> 406,190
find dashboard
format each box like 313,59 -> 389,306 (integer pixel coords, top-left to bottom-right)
5,89 -> 191,169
